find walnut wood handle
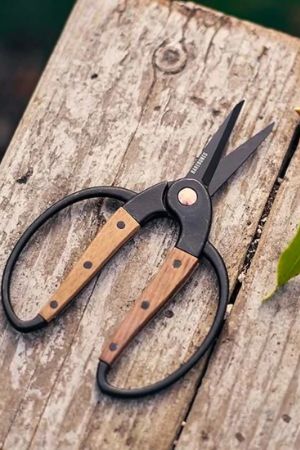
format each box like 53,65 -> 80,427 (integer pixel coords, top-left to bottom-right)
100,247 -> 198,365
39,208 -> 140,322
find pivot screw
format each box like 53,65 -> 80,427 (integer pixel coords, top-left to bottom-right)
178,188 -> 197,205
50,300 -> 58,309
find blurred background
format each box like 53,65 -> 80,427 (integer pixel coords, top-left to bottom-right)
0,0 -> 299,161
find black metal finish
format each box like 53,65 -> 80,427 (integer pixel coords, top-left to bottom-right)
1,186 -> 136,332
1,101 -> 274,399
124,182 -> 169,223
208,123 -> 274,195
97,241 -> 229,398
166,178 -> 212,257
187,101 -> 244,186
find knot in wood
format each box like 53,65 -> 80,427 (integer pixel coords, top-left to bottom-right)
154,43 -> 187,74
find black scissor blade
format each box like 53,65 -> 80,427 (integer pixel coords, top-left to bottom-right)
208,122 -> 274,196
187,101 -> 244,187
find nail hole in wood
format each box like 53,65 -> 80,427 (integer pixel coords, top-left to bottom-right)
117,221 -> 125,229
83,261 -> 93,269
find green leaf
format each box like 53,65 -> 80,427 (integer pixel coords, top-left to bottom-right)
277,225 -> 300,286
263,225 -> 300,301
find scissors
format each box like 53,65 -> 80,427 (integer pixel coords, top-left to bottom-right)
1,101 -> 273,398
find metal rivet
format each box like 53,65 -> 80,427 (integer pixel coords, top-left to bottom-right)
109,342 -> 118,351
141,300 -> 150,310
117,221 -> 125,229
173,259 -> 182,268
178,187 -> 197,206
50,300 -> 58,309
83,261 -> 93,269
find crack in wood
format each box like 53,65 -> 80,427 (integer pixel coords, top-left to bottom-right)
172,122 -> 300,448
171,342 -> 216,450
233,122 -> 300,297
1,1 -> 300,448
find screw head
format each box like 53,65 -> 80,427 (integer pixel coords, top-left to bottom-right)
178,188 -> 197,205
83,261 -> 93,269
109,342 -> 118,351
50,300 -> 58,309
141,300 -> 150,310
173,259 -> 182,268
117,221 -> 125,229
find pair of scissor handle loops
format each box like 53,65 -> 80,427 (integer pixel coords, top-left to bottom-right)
2,186 -> 228,398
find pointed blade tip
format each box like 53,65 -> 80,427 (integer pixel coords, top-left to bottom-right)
187,101 -> 245,183
236,99 -> 245,110
263,121 -> 275,134
248,122 -> 274,145
207,120 -> 274,196
233,100 -> 245,114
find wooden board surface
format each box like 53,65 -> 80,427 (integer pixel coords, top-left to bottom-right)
0,0 -> 299,449
176,138 -> 300,450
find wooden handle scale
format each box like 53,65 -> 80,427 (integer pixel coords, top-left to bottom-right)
100,247 -> 198,365
39,208 -> 140,322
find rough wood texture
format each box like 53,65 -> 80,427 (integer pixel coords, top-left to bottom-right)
0,0 -> 299,449
176,139 -> 300,450
40,207 -> 139,321
101,247 -> 198,364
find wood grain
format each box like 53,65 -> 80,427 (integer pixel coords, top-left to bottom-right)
176,133 -> 300,450
101,247 -> 198,364
39,208 -> 139,321
0,0 -> 299,449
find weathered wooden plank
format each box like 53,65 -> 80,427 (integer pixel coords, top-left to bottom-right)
176,139 -> 300,450
0,0 -> 299,449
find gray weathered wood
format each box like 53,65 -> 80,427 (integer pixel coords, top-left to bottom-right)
176,140 -> 300,450
0,0 -> 299,449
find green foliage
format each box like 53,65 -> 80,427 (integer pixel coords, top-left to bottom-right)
0,0 -> 299,54
277,226 -> 300,286
196,0 -> 300,37
264,226 -> 300,301
0,0 -> 75,50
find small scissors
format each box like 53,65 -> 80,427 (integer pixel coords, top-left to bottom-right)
2,101 -> 273,398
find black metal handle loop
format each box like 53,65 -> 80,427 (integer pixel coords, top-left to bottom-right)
1,186 -> 136,332
97,240 -> 229,398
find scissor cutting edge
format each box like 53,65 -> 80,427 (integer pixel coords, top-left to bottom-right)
188,100 -> 245,186
1,101 -> 274,398
188,100 -> 274,195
